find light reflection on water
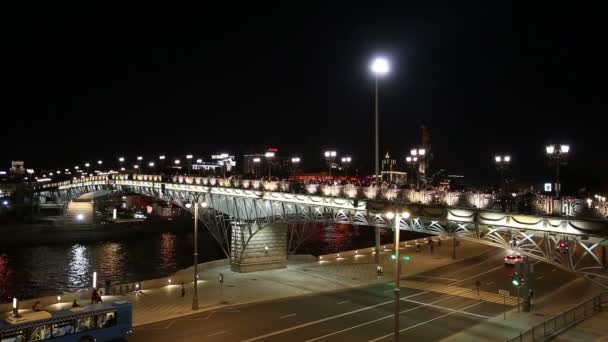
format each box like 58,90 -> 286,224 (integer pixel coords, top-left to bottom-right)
0,223 -> 427,302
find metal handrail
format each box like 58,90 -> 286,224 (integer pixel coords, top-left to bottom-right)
506,292 -> 607,342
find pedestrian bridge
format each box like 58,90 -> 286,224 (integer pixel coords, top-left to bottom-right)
37,174 -> 608,284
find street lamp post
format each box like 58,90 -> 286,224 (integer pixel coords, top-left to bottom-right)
370,57 -> 390,185
118,157 -> 125,172
137,156 -> 143,174
406,148 -> 425,189
186,155 -> 193,176
545,144 -> 570,198
324,150 -> 337,178
265,152 -> 275,179
291,157 -> 301,178
341,156 -> 352,177
253,157 -> 261,179
159,155 -> 166,177
385,210 -> 410,342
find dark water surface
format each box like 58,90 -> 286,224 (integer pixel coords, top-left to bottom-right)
0,222 -> 425,302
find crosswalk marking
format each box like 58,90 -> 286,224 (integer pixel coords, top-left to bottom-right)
398,280 -> 519,306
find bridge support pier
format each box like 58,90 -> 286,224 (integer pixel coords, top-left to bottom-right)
230,223 -> 288,273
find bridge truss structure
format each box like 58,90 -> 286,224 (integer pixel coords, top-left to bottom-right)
39,175 -> 608,285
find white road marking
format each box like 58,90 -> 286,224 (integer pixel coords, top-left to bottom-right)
305,295 -> 458,342
368,301 -> 484,342
242,291 -> 427,342
486,282 -> 494,285
536,276 -> 544,280
280,313 -> 297,319
244,262 -> 502,342
412,275 -> 459,281
337,300 -> 350,305
207,331 -> 227,337
401,298 -> 490,319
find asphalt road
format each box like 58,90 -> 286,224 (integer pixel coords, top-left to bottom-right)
128,251 -> 577,342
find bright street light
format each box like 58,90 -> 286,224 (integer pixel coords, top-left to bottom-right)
148,162 -> 155,167
291,157 -> 301,163
186,154 -> 193,160
97,160 -> 102,165
118,157 -> 125,162
370,57 -> 390,75
174,159 -> 181,165
159,155 -> 166,160
137,156 -> 143,161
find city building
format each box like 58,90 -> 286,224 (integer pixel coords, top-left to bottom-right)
381,152 -> 407,184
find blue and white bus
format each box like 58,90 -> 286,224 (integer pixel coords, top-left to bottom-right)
0,301 -> 132,342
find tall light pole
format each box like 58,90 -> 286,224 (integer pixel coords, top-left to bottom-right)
186,155 -> 193,176
385,210 -> 410,342
265,152 -> 275,178
370,56 -> 390,184
137,156 -> 143,174
546,144 -> 570,198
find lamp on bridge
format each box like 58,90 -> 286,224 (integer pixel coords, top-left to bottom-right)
253,157 -> 261,179
370,56 -> 390,185
265,152 -> 275,179
406,149 -> 425,189
494,154 -> 511,194
341,156 -> 352,177
545,144 -> 570,198
323,150 -> 337,178
136,156 -> 143,173
186,155 -> 193,176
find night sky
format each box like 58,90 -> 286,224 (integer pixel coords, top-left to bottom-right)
3,2 -> 606,191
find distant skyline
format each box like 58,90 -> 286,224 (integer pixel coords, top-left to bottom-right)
3,2 -> 606,192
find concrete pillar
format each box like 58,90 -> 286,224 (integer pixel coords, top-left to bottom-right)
375,227 -> 381,264
230,223 -> 287,273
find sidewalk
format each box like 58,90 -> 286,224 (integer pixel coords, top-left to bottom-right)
2,237 -> 491,327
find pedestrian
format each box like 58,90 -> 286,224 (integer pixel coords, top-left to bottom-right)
430,244 -> 435,254
415,242 -> 421,253
376,264 -> 383,278
475,280 -> 481,296
437,239 -> 442,247
181,282 -> 186,297
72,299 -> 80,308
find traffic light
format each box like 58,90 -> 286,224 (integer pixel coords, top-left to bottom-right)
512,272 -> 520,287
403,256 -> 411,261
390,253 -> 396,260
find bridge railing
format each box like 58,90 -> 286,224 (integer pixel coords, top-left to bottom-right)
41,174 -> 608,220
506,292 -> 608,342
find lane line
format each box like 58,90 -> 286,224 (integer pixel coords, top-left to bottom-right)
410,275 -> 459,281
280,313 -> 297,319
305,295 -> 459,342
537,276 -> 544,280
337,300 -> 350,305
207,331 -> 227,337
243,261 -> 502,341
368,301 -> 484,342
242,291 -> 427,342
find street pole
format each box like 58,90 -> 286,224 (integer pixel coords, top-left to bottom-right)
555,162 -> 560,198
452,234 -> 457,260
393,215 -> 401,342
375,76 -> 379,184
192,203 -> 199,310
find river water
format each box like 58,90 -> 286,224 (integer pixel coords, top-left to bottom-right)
0,222 -> 425,303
